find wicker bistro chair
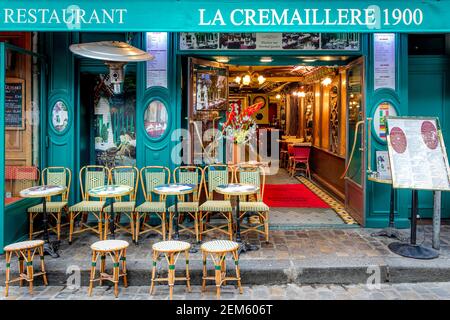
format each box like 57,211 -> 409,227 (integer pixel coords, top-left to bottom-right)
199,164 -> 233,241
68,165 -> 109,244
135,166 -> 170,243
234,165 -> 270,243
104,166 -> 139,241
27,167 -> 72,241
168,166 -> 204,242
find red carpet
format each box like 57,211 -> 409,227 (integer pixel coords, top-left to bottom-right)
263,184 -> 330,208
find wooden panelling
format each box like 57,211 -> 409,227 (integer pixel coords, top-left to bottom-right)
309,147 -> 345,200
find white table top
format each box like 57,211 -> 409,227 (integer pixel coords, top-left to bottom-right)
153,183 -> 195,196
87,185 -> 133,198
20,185 -> 67,198
215,183 -> 259,196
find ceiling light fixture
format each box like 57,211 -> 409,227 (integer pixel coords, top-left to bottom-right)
276,94 -> 281,100
303,58 -> 317,63
216,56 -> 229,63
257,75 -> 266,84
260,56 -> 273,63
70,41 -> 154,94
242,74 -> 251,86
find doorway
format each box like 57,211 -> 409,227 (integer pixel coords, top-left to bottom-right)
79,71 -> 137,168
182,55 -> 365,227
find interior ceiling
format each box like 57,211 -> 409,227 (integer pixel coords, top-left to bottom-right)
228,65 -> 318,95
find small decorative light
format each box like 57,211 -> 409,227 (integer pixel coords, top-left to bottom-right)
234,76 -> 242,84
298,91 -> 306,98
303,58 -> 317,63
216,56 -> 229,63
242,74 -> 251,86
276,94 -> 281,100
321,77 -> 332,86
257,75 -> 266,84
260,56 -> 273,63
292,91 -> 298,96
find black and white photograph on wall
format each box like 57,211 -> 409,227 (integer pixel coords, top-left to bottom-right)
193,70 -> 228,111
321,33 -> 360,50
282,33 -> 320,49
179,32 -> 219,50
220,33 -> 257,49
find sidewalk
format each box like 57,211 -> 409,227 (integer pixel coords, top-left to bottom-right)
1,225 -> 449,286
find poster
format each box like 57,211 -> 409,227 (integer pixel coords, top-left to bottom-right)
373,101 -> 397,141
386,117 -> 450,190
375,150 -> 392,180
374,33 -> 396,90
179,33 -> 360,51
146,32 -> 168,88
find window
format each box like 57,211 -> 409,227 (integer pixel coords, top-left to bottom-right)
144,100 -> 168,139
4,47 -> 41,205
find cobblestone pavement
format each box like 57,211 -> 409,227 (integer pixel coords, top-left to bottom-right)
2,282 -> 450,300
1,224 -> 447,266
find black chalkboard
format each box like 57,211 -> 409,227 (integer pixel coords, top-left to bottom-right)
5,79 -> 24,129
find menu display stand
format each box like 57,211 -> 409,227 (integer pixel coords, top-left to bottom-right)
385,116 -> 450,260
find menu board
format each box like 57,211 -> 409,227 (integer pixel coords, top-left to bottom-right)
5,78 -> 25,130
386,117 -> 450,191
146,32 -> 168,88
374,33 -> 396,91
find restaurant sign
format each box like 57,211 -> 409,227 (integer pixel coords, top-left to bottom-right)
0,1 -> 447,32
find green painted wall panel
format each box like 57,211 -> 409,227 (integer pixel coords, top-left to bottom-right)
408,56 -> 450,219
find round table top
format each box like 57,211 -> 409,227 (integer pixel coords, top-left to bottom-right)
20,185 -> 67,198
87,185 -> 133,198
153,183 -> 195,196
215,183 -> 259,196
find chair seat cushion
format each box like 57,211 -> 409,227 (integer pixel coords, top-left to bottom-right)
4,240 -> 45,251
199,200 -> 232,212
91,240 -> 129,252
28,202 -> 68,213
152,240 -> 191,252
69,201 -> 105,212
240,201 -> 269,212
135,201 -> 166,213
104,201 -> 136,213
168,202 -> 199,212
201,240 -> 239,253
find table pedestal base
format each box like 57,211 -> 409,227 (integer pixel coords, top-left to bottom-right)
371,227 -> 406,242
388,242 -> 439,260
237,241 -> 259,254
43,241 -> 60,258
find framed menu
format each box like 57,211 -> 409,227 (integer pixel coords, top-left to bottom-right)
374,33 -> 396,91
5,78 -> 25,130
146,32 -> 168,88
386,116 -> 450,190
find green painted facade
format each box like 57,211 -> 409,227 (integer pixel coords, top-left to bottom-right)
0,0 -> 450,251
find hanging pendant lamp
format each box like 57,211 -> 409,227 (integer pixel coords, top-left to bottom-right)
69,41 -> 154,94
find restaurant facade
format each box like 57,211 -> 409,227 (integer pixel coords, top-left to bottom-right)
0,0 -> 450,252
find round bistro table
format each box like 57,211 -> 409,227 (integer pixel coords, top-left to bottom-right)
153,183 -> 195,241
20,185 -> 67,258
215,183 -> 260,254
87,185 -> 133,240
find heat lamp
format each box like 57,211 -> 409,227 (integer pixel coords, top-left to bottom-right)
69,41 -> 154,94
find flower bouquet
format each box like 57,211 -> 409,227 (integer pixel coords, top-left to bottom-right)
221,101 -> 264,145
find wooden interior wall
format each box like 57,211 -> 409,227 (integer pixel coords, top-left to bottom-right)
295,67 -> 348,199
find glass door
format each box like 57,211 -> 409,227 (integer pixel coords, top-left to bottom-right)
345,58 -> 365,224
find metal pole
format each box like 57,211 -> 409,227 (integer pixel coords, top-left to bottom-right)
411,190 -> 418,245
432,191 -> 442,250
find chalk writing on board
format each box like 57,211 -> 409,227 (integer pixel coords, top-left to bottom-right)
5,80 -> 24,129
